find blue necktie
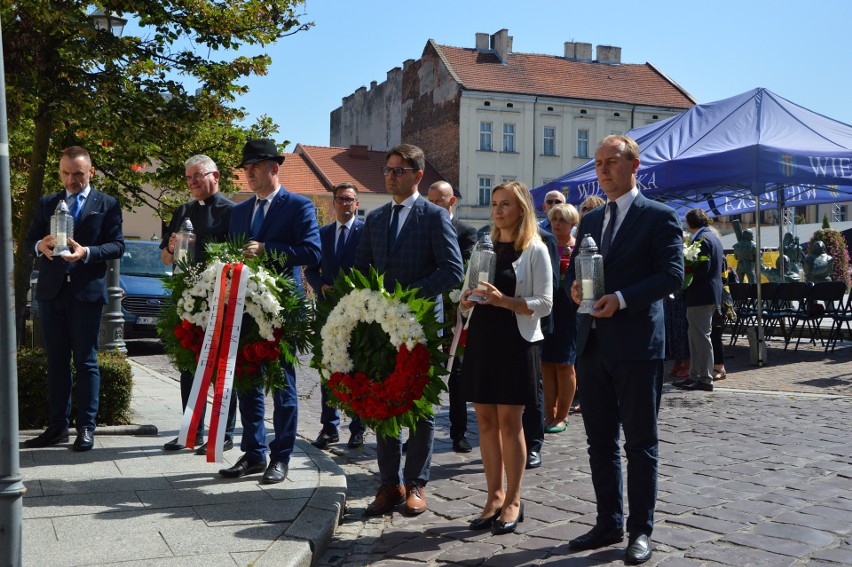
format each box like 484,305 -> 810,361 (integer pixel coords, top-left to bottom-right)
600,201 -> 618,257
68,193 -> 83,222
336,224 -> 347,261
250,198 -> 266,239
388,204 -> 403,250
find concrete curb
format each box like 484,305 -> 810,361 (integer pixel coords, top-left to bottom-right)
255,439 -> 348,566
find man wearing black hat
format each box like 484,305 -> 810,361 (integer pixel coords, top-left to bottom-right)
218,139 -> 321,484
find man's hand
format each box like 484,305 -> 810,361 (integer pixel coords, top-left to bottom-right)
63,238 -> 87,263
570,281 -> 582,305
38,236 -> 57,260
242,240 -> 265,259
590,293 -> 620,318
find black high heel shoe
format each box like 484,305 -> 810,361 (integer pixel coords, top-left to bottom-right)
469,508 -> 501,530
491,502 -> 524,535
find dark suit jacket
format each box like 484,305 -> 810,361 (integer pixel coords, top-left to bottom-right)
305,219 -> 364,295
683,226 -> 723,307
25,188 -> 124,304
566,192 -> 683,361
355,196 -> 464,299
229,187 -> 321,287
451,216 -> 478,263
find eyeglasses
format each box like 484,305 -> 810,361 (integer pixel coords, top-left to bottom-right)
185,171 -> 214,183
381,166 -> 416,177
334,197 -> 356,204
545,199 -> 564,205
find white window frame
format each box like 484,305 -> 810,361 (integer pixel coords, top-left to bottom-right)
480,122 -> 493,151
502,123 -> 516,153
543,127 -> 556,156
478,176 -> 493,206
577,128 -> 589,158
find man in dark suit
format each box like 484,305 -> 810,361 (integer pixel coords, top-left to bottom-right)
427,180 -> 476,454
218,139 -> 321,484
674,208 -> 723,392
305,182 -> 366,450
23,146 -> 125,451
160,154 -> 237,454
355,144 -> 464,516
566,135 -> 683,564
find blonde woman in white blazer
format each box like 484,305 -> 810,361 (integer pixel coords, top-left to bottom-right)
459,181 -> 553,535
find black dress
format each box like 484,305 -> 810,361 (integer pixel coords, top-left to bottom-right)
461,241 -> 539,405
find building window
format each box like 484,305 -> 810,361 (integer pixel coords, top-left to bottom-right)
840,205 -> 848,222
480,122 -> 493,151
543,127 -> 556,156
503,123 -> 516,153
478,176 -> 493,206
577,129 -> 589,158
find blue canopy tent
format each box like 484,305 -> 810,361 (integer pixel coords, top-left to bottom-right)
532,88 -> 852,365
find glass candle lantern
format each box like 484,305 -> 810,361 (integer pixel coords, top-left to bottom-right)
173,218 -> 196,272
576,233 -> 605,314
50,200 -> 74,256
466,235 -> 497,303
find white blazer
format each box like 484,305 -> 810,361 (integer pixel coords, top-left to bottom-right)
462,238 -> 553,342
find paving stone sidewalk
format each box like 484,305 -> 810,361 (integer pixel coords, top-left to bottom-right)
131,337 -> 851,566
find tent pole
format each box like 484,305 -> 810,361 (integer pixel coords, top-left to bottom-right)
755,198 -> 765,366
778,186 -> 785,279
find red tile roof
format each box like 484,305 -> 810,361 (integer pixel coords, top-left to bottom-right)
432,42 -> 695,109
230,145 -> 446,198
296,144 -> 446,196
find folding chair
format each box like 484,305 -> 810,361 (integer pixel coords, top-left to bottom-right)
825,288 -> 852,352
728,283 -> 754,346
793,281 -> 847,351
763,282 -> 811,349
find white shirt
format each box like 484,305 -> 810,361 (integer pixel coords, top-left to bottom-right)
603,186 -> 640,310
389,191 -> 419,238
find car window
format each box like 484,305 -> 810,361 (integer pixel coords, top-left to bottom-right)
122,242 -> 173,277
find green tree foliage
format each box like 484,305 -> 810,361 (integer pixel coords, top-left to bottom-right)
3,0 -> 312,323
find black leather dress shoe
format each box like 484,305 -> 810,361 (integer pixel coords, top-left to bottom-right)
262,460 -> 289,484
23,428 -> 69,448
491,502 -> 524,535
569,525 -> 624,550
195,436 -> 234,455
453,436 -> 473,453
163,436 -> 204,451
679,380 -> 713,392
469,508 -> 501,530
671,379 -> 690,388
525,451 -> 541,469
626,534 -> 652,564
73,429 -> 94,452
218,454 -> 266,478
311,431 -> 339,449
347,431 -> 364,449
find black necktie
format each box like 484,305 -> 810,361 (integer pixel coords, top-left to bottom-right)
250,198 -> 266,239
388,204 -> 403,249
336,224 -> 347,260
600,201 -> 618,257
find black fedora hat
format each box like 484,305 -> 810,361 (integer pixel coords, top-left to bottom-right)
237,139 -> 285,168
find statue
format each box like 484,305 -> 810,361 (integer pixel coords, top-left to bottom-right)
732,219 -> 757,283
783,232 -> 805,277
764,254 -> 801,283
803,240 -> 834,283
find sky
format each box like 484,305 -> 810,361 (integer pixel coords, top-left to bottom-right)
229,0 -> 852,149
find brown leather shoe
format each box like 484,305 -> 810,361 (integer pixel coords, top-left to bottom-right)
404,483 -> 427,515
365,485 -> 405,516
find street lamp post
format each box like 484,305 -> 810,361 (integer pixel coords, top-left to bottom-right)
99,258 -> 127,354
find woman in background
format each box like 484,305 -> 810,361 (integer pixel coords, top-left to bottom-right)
460,181 -> 553,535
541,204 -> 579,434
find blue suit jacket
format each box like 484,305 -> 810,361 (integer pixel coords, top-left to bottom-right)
229,187 -> 321,288
355,196 -> 463,299
683,226 -> 723,307
566,192 -> 683,361
305,219 -> 364,295
25,188 -> 125,304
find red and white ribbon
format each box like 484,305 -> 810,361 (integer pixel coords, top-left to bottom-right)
179,262 -> 250,462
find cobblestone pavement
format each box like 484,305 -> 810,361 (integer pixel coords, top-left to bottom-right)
128,335 -> 852,566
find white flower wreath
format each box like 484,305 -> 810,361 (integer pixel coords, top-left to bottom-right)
320,287 -> 426,374
176,260 -> 284,342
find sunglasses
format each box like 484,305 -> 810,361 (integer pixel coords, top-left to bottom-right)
545,199 -> 564,205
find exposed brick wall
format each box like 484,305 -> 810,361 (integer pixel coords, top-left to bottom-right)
401,42 -> 462,191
